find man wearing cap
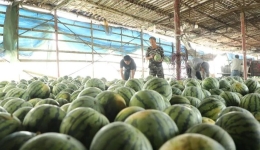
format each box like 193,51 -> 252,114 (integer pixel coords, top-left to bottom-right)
120,55 -> 136,80
187,57 -> 210,80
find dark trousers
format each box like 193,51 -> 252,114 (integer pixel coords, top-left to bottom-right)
196,71 -> 202,80
124,70 -> 130,80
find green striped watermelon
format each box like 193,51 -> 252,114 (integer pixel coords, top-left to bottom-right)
4,88 -> 30,101
203,95 -> 226,105
171,86 -> 182,95
27,98 -> 42,106
245,79 -> 259,93
13,107 -> 32,122
184,80 -> 201,88
84,78 -> 105,91
90,122 -> 152,150
27,81 -> 50,99
0,131 -> 36,150
115,79 -> 126,86
55,98 -> 69,106
202,117 -> 215,124
230,82 -> 249,95
107,84 -> 122,91
66,83 -> 78,91
182,86 -> 204,100
0,106 -> 7,113
202,77 -> 219,90
233,76 -> 244,82
185,124 -> 236,150
219,79 -> 231,89
172,84 -> 185,91
60,103 -> 70,112
96,91 -> 126,122
3,99 -> 32,114
52,83 -> 67,95
185,96 -> 201,107
23,104 -> 66,133
70,90 -> 81,102
216,112 -> 260,150
143,78 -> 172,100
77,87 -> 102,99
164,104 -> 202,133
17,83 -> 27,89
34,99 -> 60,107
124,110 -> 179,150
169,95 -> 190,105
114,86 -> 136,106
252,111 -> 260,122
55,92 -> 70,101
0,112 -> 21,141
0,81 -> 9,88
159,133 -> 225,150
60,107 -> 109,148
218,106 -> 253,118
202,89 -> 211,97
240,93 -> 260,112
209,89 -> 224,95
124,79 -> 143,92
114,106 -> 145,122
220,91 -> 241,106
129,90 -> 165,111
67,96 -> 104,114
198,98 -> 226,120
20,133 -> 87,150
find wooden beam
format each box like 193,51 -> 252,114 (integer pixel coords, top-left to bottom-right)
241,12 -> 247,80
174,0 -> 181,80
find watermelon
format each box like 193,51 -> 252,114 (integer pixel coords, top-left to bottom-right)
115,79 -> 126,86
96,91 -> 126,122
185,124 -> 236,150
245,79 -> 259,93
23,104 -> 66,133
60,103 -> 70,112
209,89 -> 224,95
60,107 -> 109,148
114,86 -> 136,106
124,79 -> 143,92
143,78 -> 172,100
218,106 -> 253,118
66,83 -> 78,91
171,86 -> 182,95
129,90 -> 165,111
202,77 -> 219,90
202,117 -> 215,124
0,106 -> 7,113
198,98 -> 226,120
154,53 -> 162,61
0,81 -> 9,88
52,83 -> 67,95
114,106 -> 145,122
240,93 -> 260,112
164,104 -> 202,133
90,122 -> 152,150
20,133 -> 87,150
252,111 -> 260,122
182,86 -> 204,100
34,99 -> 60,107
77,87 -> 102,99
185,96 -> 201,107
70,90 -> 81,102
203,95 -> 226,105
169,95 -> 190,105
172,84 -> 185,91
107,84 -> 122,91
4,88 -> 30,100
55,98 -> 69,106
13,107 -> 32,122
220,91 -> 241,106
219,79 -> 231,89
55,92 -> 70,101
0,131 -> 36,150
0,112 -> 21,141
184,80 -> 201,88
216,112 -> 260,150
159,133 -> 225,150
17,83 -> 27,89
27,81 -> 50,99
124,110 -> 179,150
230,82 -> 249,95
3,99 -> 32,114
233,76 -> 244,82
84,78 -> 105,91
202,89 -> 211,97
67,96 -> 104,114
27,98 -> 42,106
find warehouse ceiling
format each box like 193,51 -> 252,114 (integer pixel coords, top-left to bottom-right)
7,0 -> 260,53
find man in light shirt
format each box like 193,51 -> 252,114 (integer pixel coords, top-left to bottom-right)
230,55 -> 242,76
187,57 -> 210,80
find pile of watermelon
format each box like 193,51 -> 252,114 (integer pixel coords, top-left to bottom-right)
0,75 -> 260,150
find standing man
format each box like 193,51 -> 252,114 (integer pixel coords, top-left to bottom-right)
230,54 -> 242,76
145,36 -> 165,78
120,55 -> 136,80
187,57 -> 210,80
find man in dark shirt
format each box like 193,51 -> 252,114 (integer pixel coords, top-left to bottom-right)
120,55 -> 136,80
145,36 -> 164,78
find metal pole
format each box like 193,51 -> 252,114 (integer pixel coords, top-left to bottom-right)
54,10 -> 60,77
174,0 -> 181,80
141,29 -> 144,78
91,20 -> 94,78
241,12 -> 247,80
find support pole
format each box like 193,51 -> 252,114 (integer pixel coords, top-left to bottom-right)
141,29 -> 144,78
91,20 -> 94,78
241,12 -> 247,80
174,0 -> 181,80
54,10 -> 60,77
